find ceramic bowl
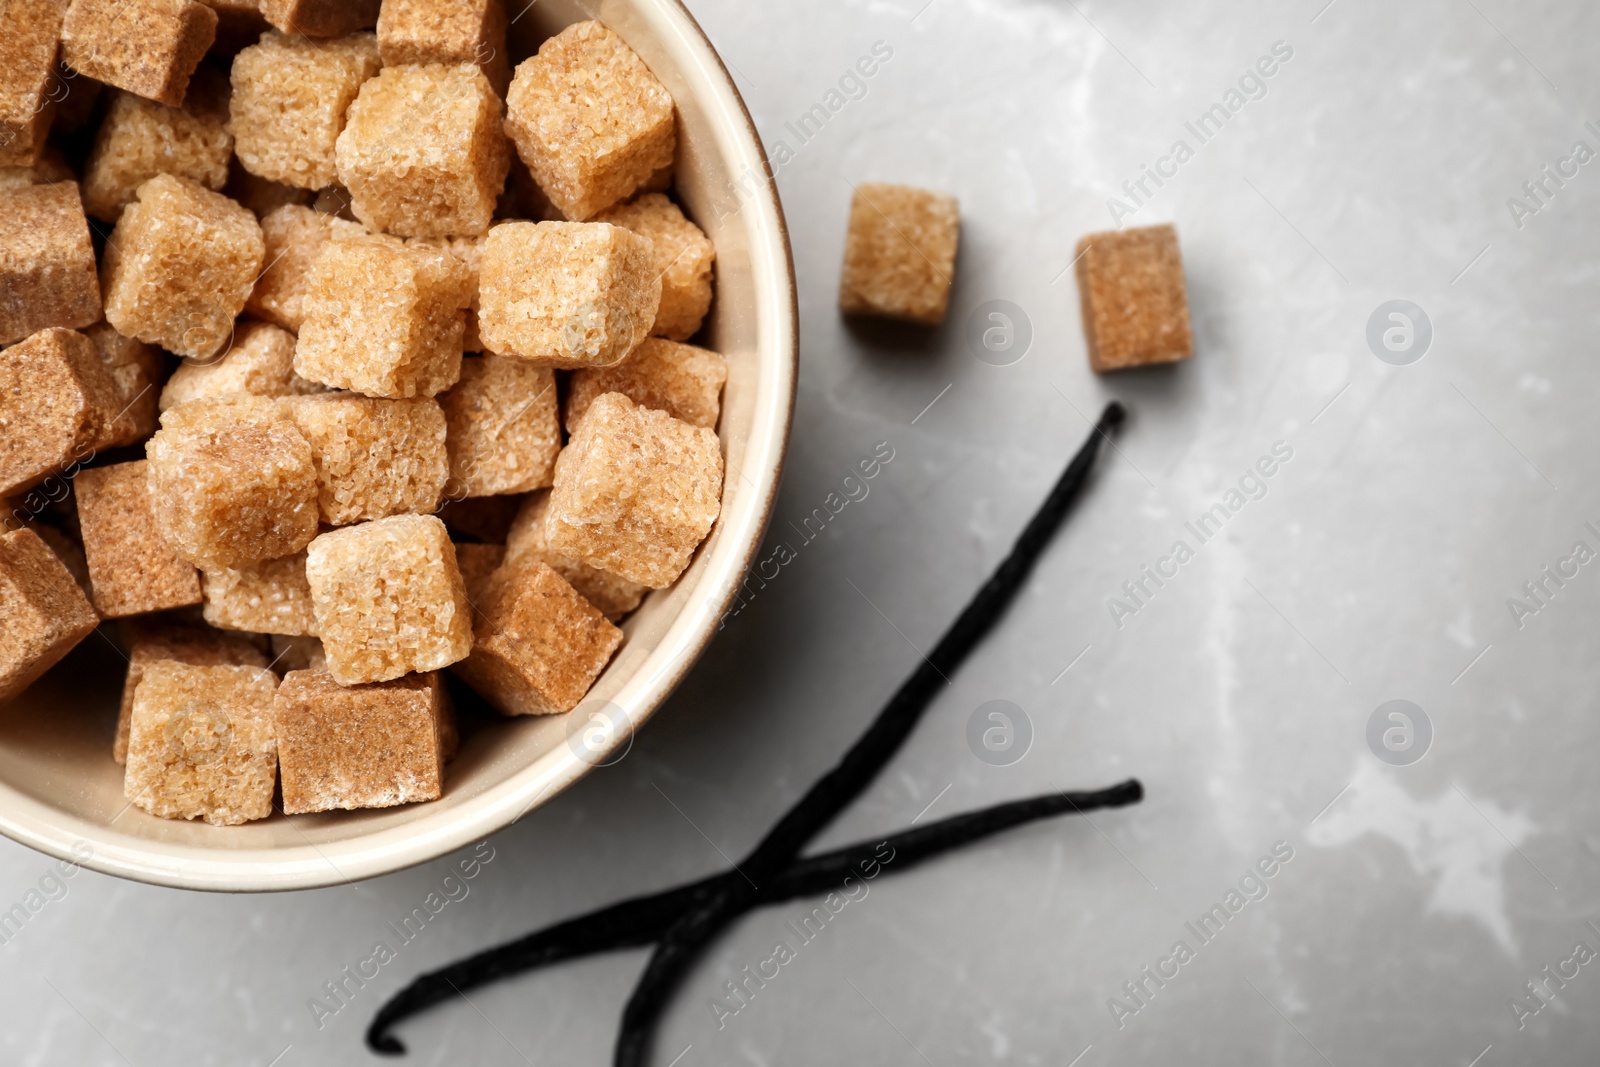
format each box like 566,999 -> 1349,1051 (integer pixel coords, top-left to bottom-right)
0,0 -> 796,891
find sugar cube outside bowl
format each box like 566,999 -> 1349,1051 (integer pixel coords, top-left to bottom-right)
0,0 -> 799,891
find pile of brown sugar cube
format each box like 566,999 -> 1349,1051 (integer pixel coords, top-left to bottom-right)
0,0 -> 727,826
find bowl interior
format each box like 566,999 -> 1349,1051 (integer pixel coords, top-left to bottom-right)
0,0 -> 795,891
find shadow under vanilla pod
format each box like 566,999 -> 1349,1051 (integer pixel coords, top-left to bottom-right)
367,403 -> 1144,1066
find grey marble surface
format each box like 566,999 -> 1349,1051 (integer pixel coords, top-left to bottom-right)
8,0 -> 1600,1063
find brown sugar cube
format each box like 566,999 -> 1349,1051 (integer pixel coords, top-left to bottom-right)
504,489 -> 644,621
246,205 -> 364,331
545,392 -> 721,589
84,322 -> 165,447
452,541 -> 502,607
595,194 -> 714,341
503,21 -> 674,221
158,320 -> 320,411
295,233 -> 471,398
377,0 -> 507,95
0,0 -> 70,167
478,221 -> 658,368
436,492 -> 520,543
259,0 -> 378,37
229,32 -> 381,192
0,526 -> 98,701
454,560 -> 621,716
268,632 -> 323,674
75,460 -> 202,617
113,619 -> 267,762
27,520 -> 91,600
838,183 -> 959,326
281,393 -> 448,524
335,63 -> 509,238
409,234 -> 485,350
122,659 -> 277,825
438,354 -> 558,499
101,174 -> 265,360
305,515 -> 472,684
274,668 -> 450,812
1074,223 -> 1194,373
0,181 -> 102,344
0,328 -> 122,497
565,338 -> 725,433
0,144 -> 76,193
60,0 -> 217,108
145,395 -> 319,568
200,548 -> 316,635
224,158 -> 313,219
82,67 -> 233,223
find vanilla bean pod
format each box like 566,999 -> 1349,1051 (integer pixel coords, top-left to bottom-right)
615,402 -> 1126,1067
368,779 -> 1141,1051
369,402 -> 1132,1063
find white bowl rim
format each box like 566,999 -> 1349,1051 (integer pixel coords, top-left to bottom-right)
0,0 -> 798,892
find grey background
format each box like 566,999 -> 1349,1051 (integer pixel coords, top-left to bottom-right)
7,0 -> 1600,1062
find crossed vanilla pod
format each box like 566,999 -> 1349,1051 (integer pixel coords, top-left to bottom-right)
368,404 -> 1146,1066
